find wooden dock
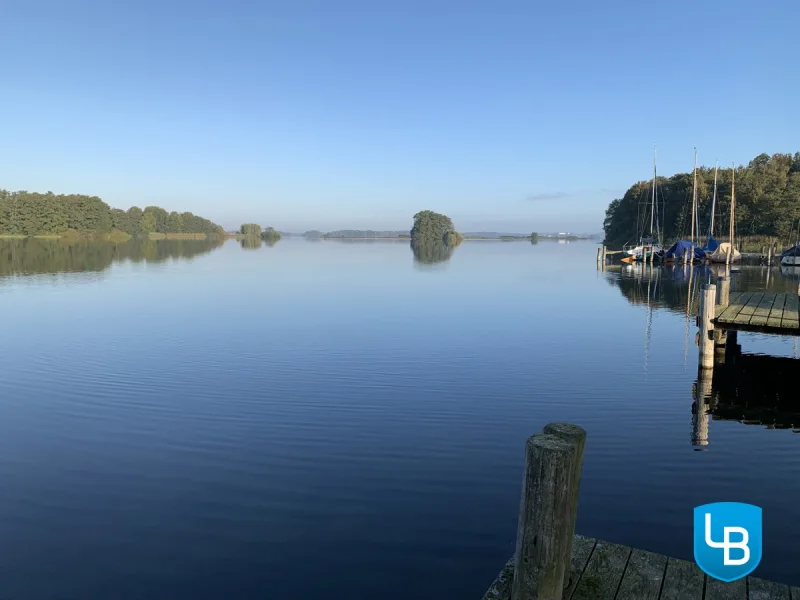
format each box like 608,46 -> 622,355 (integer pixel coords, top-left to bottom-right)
714,292 -> 800,335
479,421 -> 797,600
482,534 -> 797,600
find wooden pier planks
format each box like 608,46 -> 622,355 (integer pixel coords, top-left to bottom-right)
715,292 -> 753,323
783,293 -> 800,330
713,292 -> 800,334
749,293 -> 777,327
767,294 -> 788,328
482,536 -> 797,600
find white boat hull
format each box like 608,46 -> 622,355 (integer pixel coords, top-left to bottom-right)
781,255 -> 800,266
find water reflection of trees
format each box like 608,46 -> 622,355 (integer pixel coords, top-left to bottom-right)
411,241 -> 455,266
239,237 -> 263,250
604,263 -> 800,315
0,237 -> 224,277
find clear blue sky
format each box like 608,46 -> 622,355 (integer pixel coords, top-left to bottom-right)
1,0 -> 796,233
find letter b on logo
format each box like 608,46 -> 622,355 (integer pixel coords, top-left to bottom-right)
694,502 -> 762,582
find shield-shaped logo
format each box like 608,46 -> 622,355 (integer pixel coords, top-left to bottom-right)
694,502 -> 762,582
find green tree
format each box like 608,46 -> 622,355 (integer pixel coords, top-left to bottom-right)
410,210 -> 462,246
139,211 -> 157,233
261,226 -> 281,243
126,206 -> 143,235
602,152 -> 800,246
240,223 -> 262,236
167,211 -> 184,233
0,190 -> 223,238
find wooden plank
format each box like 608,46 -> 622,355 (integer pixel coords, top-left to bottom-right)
767,294 -> 788,328
750,294 -> 777,327
569,540 -> 630,600
716,292 -> 754,323
658,557 -> 704,600
783,294 -> 800,329
738,292 -> 764,316
705,576 -> 746,599
727,291 -> 742,305
613,548 -> 666,600
748,576 -> 790,600
564,535 -> 596,599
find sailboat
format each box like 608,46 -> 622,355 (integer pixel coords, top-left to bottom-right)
779,217 -> 800,266
623,147 -> 662,263
664,149 -> 705,263
708,163 -> 741,263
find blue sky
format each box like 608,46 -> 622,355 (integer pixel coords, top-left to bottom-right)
1,0 -> 796,232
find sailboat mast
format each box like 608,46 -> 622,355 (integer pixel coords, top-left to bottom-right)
650,146 -> 657,238
691,148 -> 697,244
710,162 -> 718,237
729,163 -> 735,244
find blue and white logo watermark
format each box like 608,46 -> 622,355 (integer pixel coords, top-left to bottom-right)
693,502 -> 762,582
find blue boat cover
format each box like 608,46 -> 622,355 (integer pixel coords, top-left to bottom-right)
703,236 -> 720,253
665,240 -> 706,259
780,244 -> 800,257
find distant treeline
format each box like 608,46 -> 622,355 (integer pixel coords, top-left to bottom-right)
603,152 -> 800,246
0,190 -> 224,237
0,236 -> 224,277
302,229 -> 410,239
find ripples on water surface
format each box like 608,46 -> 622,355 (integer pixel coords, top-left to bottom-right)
1,238 -> 798,599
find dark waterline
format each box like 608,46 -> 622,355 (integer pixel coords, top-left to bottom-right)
0,239 -> 798,599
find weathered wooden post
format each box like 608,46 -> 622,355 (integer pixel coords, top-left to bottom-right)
767,245 -> 773,265
683,247 -> 689,264
716,275 -> 730,309
760,245 -> 765,262
512,425 -> 585,600
542,422 -> 586,590
596,247 -> 602,264
714,275 -> 730,358
698,283 -> 717,369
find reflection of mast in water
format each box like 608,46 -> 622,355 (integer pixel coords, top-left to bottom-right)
691,366 -> 713,449
684,263 -> 695,367
643,264 -> 657,374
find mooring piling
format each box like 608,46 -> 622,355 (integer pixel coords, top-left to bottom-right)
511,424 -> 586,600
698,283 -> 716,369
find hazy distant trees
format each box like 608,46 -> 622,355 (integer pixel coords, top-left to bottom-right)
531,232 -> 539,243
261,227 -> 281,243
603,152 -> 800,246
240,223 -> 262,236
0,190 -> 224,237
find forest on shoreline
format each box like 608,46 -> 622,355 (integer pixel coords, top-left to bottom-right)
0,189 -> 224,240
603,152 -> 800,247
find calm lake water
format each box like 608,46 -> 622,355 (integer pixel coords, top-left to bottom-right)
1,237 -> 799,599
